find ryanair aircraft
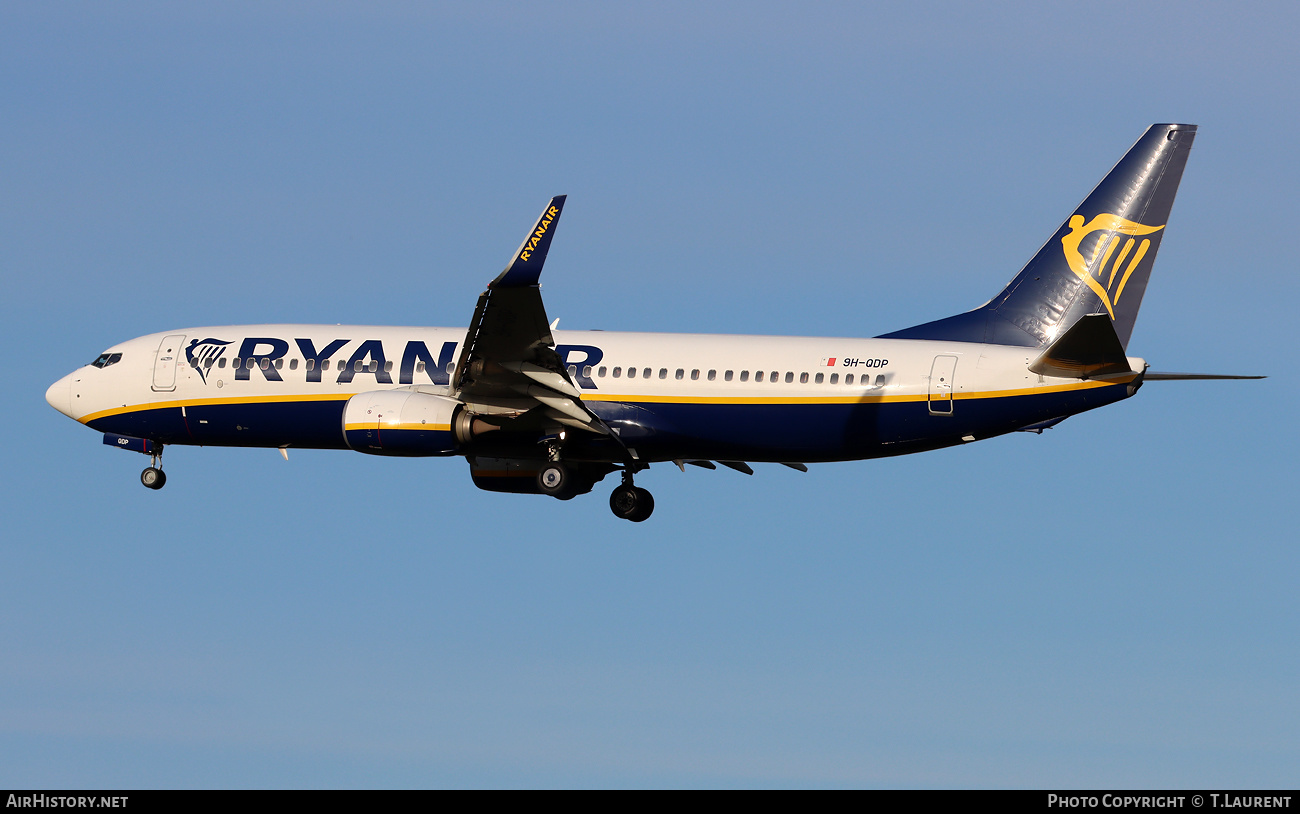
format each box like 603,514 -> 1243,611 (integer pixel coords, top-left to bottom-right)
46,124 -> 1259,521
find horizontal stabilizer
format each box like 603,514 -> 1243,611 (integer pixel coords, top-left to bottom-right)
1144,372 -> 1266,381
1029,314 -> 1131,379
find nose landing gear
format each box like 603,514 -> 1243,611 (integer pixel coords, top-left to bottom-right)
609,471 -> 654,522
140,448 -> 166,490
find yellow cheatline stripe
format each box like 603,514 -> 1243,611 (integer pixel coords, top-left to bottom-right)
81,375 -> 1136,424
79,392 -> 353,424
581,377 -> 1131,406
343,423 -> 451,432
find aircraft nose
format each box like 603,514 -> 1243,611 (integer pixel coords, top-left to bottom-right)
45,374 -> 74,418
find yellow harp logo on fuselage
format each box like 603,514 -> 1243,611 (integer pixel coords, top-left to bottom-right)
1061,213 -> 1164,318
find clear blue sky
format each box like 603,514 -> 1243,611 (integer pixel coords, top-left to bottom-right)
3,2 -> 1296,788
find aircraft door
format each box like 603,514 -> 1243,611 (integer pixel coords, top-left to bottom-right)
928,355 -> 958,415
152,334 -> 186,392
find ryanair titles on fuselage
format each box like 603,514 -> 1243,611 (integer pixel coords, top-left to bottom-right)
185,336 -> 608,389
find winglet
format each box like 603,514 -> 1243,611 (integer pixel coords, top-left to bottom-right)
490,195 -> 567,289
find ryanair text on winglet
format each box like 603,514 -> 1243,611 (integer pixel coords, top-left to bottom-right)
519,205 -> 560,262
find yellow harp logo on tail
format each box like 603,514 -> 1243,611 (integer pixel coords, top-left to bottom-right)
1061,214 -> 1164,318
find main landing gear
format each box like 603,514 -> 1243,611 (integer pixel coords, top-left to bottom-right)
536,434 -> 582,501
536,461 -> 573,499
609,471 -> 654,523
536,450 -> 654,521
140,448 -> 166,490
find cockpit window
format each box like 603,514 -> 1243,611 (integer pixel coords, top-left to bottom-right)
91,353 -> 123,368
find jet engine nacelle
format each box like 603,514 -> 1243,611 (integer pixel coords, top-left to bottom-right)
342,390 -> 486,456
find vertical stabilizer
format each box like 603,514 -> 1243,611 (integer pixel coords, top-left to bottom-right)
881,124 -> 1196,349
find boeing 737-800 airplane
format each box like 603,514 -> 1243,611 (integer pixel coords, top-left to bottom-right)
45,124 -> 1259,521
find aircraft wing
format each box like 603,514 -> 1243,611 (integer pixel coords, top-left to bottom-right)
449,196 -> 613,436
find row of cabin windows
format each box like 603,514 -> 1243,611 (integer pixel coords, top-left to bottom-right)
189,358 -> 454,374
184,356 -> 881,387
571,365 -> 885,387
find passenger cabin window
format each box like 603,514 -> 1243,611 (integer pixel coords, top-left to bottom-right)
875,374 -> 886,387
306,359 -> 315,371
690,369 -> 700,380
815,372 -> 823,384
583,365 -> 593,377
799,372 -> 809,383
785,372 -> 794,383
845,373 -> 854,385
290,359 -> 299,370
724,370 -> 733,382
675,369 -> 684,380
643,368 -> 652,379
659,368 -> 668,379
261,359 -> 270,370
204,358 -> 214,369
755,371 -> 764,382
218,358 -> 227,369
384,361 -> 393,373
830,373 -> 838,384
598,366 -> 608,377
740,370 -> 749,382
568,365 -> 577,377
707,370 -> 716,381
626,367 -> 635,379
274,358 -> 283,370
612,367 -> 621,378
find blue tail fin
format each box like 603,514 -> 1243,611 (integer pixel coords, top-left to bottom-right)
880,124 -> 1196,349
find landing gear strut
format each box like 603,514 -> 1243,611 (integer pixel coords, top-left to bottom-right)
609,471 -> 654,522
140,448 -> 166,490
535,430 -> 578,499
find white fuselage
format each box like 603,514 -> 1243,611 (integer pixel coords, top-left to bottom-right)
47,325 -> 1142,464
